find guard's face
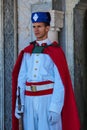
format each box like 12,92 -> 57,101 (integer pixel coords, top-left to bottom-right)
33,22 -> 50,41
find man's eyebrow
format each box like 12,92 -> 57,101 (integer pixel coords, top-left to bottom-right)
33,25 -> 42,28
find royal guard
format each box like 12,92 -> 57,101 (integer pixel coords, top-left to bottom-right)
12,12 -> 80,130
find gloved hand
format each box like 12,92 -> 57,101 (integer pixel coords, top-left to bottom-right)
15,104 -> 24,119
48,111 -> 59,125
15,96 -> 24,119
15,105 -> 24,119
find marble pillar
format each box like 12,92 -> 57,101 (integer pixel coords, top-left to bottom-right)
74,2 -> 87,130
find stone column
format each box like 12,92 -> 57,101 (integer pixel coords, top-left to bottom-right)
0,0 -> 4,129
64,0 -> 79,84
3,0 -> 15,129
48,10 -> 64,42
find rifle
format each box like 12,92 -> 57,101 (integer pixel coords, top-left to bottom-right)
18,87 -> 24,130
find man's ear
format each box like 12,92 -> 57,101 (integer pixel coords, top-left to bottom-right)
46,26 -> 50,32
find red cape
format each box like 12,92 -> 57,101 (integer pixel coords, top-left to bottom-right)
12,42 -> 80,130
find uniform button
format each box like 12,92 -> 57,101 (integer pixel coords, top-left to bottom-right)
36,61 -> 39,63
34,74 -> 36,77
35,68 -> 37,70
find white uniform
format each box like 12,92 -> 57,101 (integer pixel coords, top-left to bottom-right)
17,39 -> 64,130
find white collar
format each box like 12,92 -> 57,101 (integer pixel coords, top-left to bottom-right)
36,38 -> 51,46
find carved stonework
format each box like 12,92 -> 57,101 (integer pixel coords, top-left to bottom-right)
48,10 -> 64,42
0,0 -> 4,130
49,10 -> 64,31
3,0 -> 14,129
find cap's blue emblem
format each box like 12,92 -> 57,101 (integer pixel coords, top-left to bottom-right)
33,13 -> 38,21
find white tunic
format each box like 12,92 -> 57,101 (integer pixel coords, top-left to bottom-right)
17,39 -> 64,130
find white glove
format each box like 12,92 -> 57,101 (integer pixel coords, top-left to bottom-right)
15,104 -> 24,119
15,96 -> 24,119
48,111 -> 59,125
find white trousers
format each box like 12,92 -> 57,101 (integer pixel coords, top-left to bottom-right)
23,94 -> 62,130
